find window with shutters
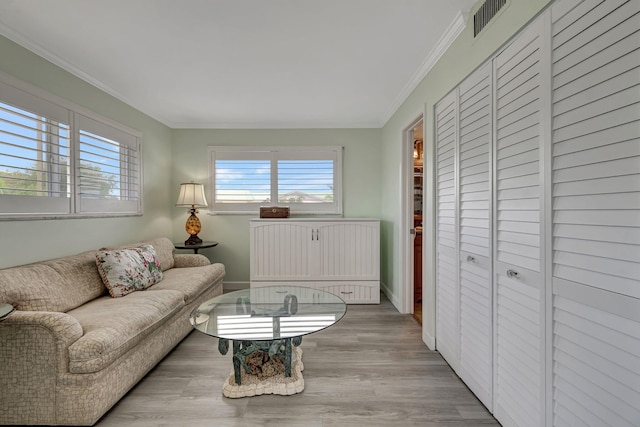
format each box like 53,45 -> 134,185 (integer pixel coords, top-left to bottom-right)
208,146 -> 342,214
0,76 -> 142,219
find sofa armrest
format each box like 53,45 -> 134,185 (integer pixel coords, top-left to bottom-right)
0,310 -> 83,371
173,253 -> 211,268
0,311 -> 83,423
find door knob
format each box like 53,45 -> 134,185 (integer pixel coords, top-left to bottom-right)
506,269 -> 520,279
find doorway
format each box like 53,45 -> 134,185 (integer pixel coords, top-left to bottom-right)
407,119 -> 424,325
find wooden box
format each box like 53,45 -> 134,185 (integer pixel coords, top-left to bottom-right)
260,206 -> 290,218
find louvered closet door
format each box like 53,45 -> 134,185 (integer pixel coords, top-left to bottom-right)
457,62 -> 493,409
435,90 -> 459,371
493,15 -> 547,427
551,0 -> 640,425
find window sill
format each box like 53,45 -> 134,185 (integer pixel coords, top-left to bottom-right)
0,212 -> 143,221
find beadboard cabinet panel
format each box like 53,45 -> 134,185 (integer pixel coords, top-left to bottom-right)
250,222 -> 315,280
315,281 -> 380,304
316,222 -> 379,281
248,280 -> 380,304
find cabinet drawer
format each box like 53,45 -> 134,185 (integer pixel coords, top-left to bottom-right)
315,281 -> 380,304
249,282 -> 317,303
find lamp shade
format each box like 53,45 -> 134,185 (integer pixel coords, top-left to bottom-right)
176,182 -> 208,207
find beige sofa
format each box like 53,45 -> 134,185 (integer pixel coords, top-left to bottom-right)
0,237 -> 225,426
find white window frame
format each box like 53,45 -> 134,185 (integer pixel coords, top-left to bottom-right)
208,146 -> 343,215
0,72 -> 143,220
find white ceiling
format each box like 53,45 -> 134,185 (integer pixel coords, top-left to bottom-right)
0,0 -> 476,129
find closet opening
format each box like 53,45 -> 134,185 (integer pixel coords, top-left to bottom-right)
409,120 -> 424,324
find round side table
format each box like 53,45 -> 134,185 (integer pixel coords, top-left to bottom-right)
173,241 -> 219,254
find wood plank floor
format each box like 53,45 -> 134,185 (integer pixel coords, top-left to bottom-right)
95,294 -> 499,427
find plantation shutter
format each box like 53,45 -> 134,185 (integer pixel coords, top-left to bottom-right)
210,147 -> 342,214
551,0 -> 640,425
0,80 -> 71,216
211,149 -> 272,211
493,15 -> 547,427
457,62 -> 493,409
276,148 -> 339,212
75,114 -> 141,214
434,90 -> 460,370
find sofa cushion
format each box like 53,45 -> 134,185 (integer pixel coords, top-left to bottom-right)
66,290 -> 184,374
96,245 -> 163,298
147,263 -> 225,304
0,251 -> 106,312
109,237 -> 175,271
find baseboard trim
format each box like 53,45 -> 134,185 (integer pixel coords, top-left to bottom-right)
222,281 -> 250,291
380,281 -> 402,312
422,329 -> 436,350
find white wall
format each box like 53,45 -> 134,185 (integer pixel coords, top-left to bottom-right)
0,36 -> 174,268
0,36 -> 382,284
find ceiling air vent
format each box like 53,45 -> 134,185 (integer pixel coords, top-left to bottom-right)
474,0 -> 507,37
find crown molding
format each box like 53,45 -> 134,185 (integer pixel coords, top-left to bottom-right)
380,10 -> 468,127
2,25 -> 380,129
167,120 -> 381,129
1,10 -> 468,131
0,23 -> 173,127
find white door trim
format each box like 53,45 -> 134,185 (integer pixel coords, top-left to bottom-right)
401,113 -> 424,316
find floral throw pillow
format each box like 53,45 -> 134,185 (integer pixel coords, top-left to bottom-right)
95,245 -> 163,298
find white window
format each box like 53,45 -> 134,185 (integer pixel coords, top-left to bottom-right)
0,76 -> 142,219
209,146 -> 342,214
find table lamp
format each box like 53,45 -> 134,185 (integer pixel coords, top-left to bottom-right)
176,181 -> 208,245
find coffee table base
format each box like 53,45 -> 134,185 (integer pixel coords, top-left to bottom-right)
222,347 -> 304,398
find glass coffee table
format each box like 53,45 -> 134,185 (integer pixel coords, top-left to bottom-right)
190,285 -> 347,397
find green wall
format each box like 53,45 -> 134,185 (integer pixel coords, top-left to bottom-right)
0,37 -> 381,281
0,36 -> 174,269
379,0 -> 552,340
0,0 -> 552,313
171,128 -> 382,283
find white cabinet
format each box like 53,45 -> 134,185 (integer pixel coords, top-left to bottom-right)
250,219 -> 380,304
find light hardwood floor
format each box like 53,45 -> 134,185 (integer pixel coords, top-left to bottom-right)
95,294 -> 499,427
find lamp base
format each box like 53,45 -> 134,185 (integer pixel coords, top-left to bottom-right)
184,207 -> 203,245
185,235 -> 203,245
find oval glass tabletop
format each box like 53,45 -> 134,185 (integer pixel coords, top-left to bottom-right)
190,285 -> 347,341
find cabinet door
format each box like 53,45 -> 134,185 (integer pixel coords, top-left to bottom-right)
435,90 -> 460,371
458,62 -> 493,409
316,221 -> 379,281
493,15 -> 547,427
250,221 -> 316,280
551,0 -> 640,425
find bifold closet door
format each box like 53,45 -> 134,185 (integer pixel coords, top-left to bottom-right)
493,14 -> 547,427
435,90 -> 459,371
457,62 -> 493,409
550,0 -> 640,425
